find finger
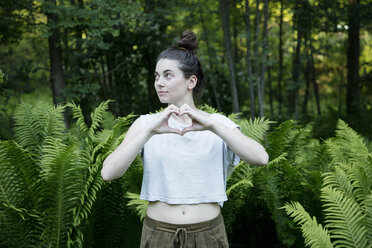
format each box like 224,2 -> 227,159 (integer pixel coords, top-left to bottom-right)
179,108 -> 193,117
167,127 -> 182,135
167,104 -> 180,113
181,126 -> 194,135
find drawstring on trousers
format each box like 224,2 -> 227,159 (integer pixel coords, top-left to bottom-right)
174,227 -> 187,248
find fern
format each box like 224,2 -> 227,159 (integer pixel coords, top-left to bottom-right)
1,100 -> 141,247
125,192 -> 148,222
66,101 -> 131,247
199,104 -> 219,114
282,201 -> 333,248
237,117 -> 273,144
322,167 -> 355,201
226,162 -> 253,196
13,102 -> 66,155
266,120 -> 298,160
38,136 -> 84,247
89,100 -> 114,139
321,186 -> 368,247
325,120 -> 369,167
364,193 -> 372,243
0,140 -> 43,247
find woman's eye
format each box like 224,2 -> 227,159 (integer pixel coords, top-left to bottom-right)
166,73 -> 172,79
154,75 -> 159,81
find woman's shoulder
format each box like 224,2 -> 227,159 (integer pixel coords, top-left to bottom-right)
210,113 -> 240,130
209,112 -> 231,122
140,112 -> 161,127
141,112 -> 161,119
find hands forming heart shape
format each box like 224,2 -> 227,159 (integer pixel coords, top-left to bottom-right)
152,104 -> 208,136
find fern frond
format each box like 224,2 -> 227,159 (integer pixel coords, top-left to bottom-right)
38,137 -> 84,247
335,120 -> 369,160
89,100 -> 113,137
125,192 -> 148,222
0,140 -> 40,210
267,120 -> 298,159
266,152 -> 288,168
237,117 -> 273,143
362,193 -> 372,243
282,201 -> 333,248
0,203 -> 42,247
66,102 -> 89,134
199,104 -> 219,114
325,120 -> 369,167
321,186 -> 368,248
111,114 -> 137,138
323,167 -> 355,201
13,102 -> 66,155
41,103 -> 66,141
13,103 -> 44,153
342,162 -> 372,206
226,161 -> 253,196
226,179 -> 253,196
285,124 -> 318,166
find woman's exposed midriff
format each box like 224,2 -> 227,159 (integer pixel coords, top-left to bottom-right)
146,201 -> 221,224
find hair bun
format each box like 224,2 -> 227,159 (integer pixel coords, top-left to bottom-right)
176,30 -> 198,54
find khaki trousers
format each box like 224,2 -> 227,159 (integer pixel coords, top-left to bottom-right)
140,212 -> 229,248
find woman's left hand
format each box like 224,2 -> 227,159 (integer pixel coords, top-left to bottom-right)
178,104 -> 213,135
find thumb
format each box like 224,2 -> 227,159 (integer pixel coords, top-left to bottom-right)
181,126 -> 194,136
167,127 -> 182,135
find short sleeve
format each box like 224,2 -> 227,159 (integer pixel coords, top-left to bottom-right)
211,114 -> 241,175
138,115 -> 147,157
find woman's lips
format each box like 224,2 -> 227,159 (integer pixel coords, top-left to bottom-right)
157,91 -> 168,95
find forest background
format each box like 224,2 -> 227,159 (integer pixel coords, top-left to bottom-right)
1,0 -> 372,247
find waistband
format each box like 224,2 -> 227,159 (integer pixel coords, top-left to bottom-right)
143,212 -> 223,233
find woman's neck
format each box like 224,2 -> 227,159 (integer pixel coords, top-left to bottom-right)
169,99 -> 196,109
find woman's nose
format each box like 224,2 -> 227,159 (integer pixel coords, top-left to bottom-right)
155,77 -> 165,87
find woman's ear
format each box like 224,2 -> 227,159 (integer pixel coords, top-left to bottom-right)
187,75 -> 197,90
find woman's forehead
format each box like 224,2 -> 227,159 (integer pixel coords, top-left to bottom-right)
155,59 -> 181,73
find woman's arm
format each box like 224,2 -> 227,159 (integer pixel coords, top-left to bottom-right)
101,117 -> 151,181
101,105 -> 182,181
179,104 -> 269,166
210,122 -> 268,166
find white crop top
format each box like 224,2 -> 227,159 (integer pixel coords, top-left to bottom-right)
139,112 -> 240,207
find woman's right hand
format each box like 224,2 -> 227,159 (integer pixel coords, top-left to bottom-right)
150,104 -> 182,135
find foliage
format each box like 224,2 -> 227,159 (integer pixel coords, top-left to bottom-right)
283,120 -> 372,248
0,100 -> 136,247
2,100 -> 372,247
282,201 -> 333,248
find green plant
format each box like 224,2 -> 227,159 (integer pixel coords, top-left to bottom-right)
0,100 -> 136,247
283,120 -> 372,248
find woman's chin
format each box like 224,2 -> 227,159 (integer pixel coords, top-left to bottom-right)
158,98 -> 169,104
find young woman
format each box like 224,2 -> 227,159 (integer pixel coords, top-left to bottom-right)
101,30 -> 269,248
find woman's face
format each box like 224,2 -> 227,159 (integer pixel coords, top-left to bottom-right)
154,59 -> 192,105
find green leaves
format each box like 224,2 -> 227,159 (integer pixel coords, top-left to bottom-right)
283,119 -> 372,248
282,201 -> 333,248
0,100 -> 138,247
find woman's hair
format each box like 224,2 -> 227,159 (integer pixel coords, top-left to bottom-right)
157,30 -> 205,99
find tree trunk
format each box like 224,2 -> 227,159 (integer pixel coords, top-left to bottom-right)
259,0 -> 269,117
245,0 -> 255,119
254,0 -> 260,117
302,49 -> 310,116
346,0 -> 360,118
219,0 -> 240,113
290,2 -> 302,120
268,65 -> 274,116
310,41 -> 321,115
46,0 -> 68,127
99,55 -> 108,99
278,0 -> 284,117
199,0 -> 221,111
